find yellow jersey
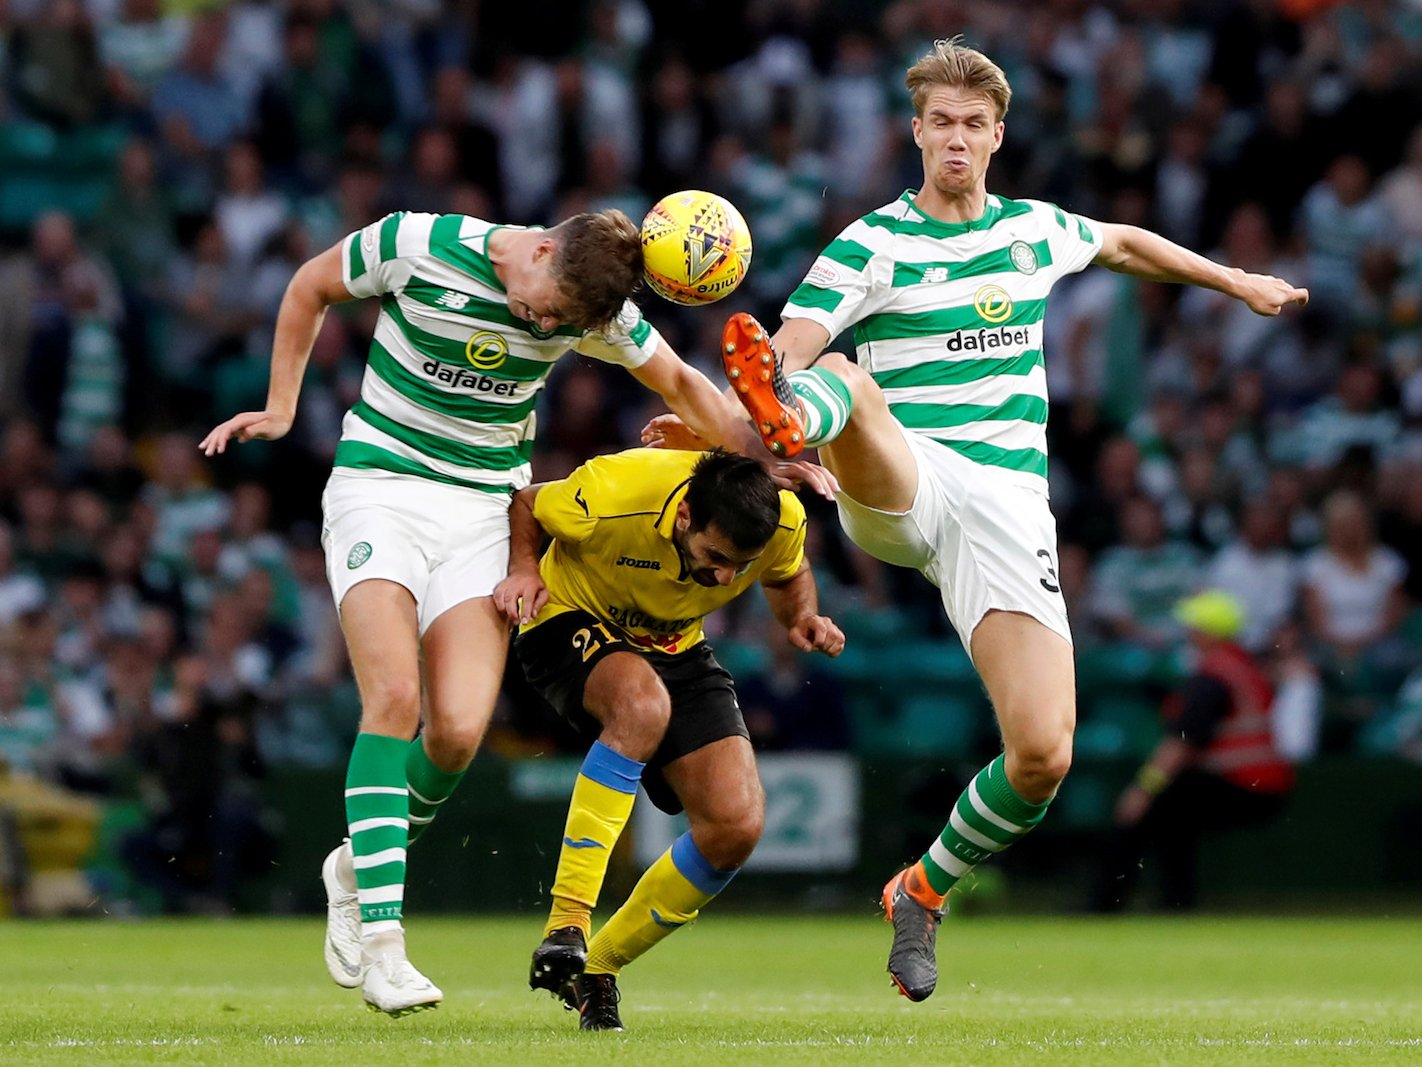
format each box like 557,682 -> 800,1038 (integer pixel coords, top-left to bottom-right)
524,449 -> 807,654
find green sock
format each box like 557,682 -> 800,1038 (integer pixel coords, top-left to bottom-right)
405,737 -> 465,844
790,366 -> 853,447
345,732 -> 410,935
920,754 -> 1051,895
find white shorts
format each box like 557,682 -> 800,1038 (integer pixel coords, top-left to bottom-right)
834,428 -> 1071,654
321,472 -> 511,635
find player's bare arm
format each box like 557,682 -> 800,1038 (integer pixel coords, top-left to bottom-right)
493,485 -> 548,626
760,558 -> 845,657
199,243 -> 355,455
1093,223 -> 1309,316
634,341 -> 839,499
638,412 -> 840,499
769,317 -> 833,375
630,340 -> 763,453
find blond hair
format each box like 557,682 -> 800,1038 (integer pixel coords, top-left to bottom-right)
905,37 -> 1012,121
549,209 -> 643,330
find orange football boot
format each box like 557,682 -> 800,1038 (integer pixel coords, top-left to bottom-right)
721,312 -> 806,459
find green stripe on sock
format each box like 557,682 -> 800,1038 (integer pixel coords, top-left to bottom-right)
346,732 -> 409,925
919,755 -> 1053,895
977,754 -> 1050,826
789,367 -> 853,447
406,738 -> 466,843
953,790 -> 1020,848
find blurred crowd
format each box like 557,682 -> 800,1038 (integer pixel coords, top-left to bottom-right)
1,0 -> 1421,911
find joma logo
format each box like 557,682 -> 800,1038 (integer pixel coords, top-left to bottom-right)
615,556 -> 661,570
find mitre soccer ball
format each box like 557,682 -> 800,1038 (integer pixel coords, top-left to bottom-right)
640,190 -> 753,305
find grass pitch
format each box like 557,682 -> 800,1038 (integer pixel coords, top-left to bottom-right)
1,914 -> 1418,1065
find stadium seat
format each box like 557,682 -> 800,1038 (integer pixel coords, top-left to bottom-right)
0,122 -> 124,230
1075,693 -> 1161,761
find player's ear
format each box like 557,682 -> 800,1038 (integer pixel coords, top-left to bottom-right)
912,115 -> 923,149
675,500 -> 692,532
991,121 -> 1005,153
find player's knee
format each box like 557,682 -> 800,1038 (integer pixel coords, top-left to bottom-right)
423,719 -> 484,766
818,353 -> 869,403
1008,737 -> 1073,802
698,807 -> 763,870
359,674 -> 421,724
601,689 -> 670,761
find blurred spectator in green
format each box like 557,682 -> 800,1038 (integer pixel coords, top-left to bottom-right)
150,12 -> 246,210
7,0 -> 104,128
0,522 -> 45,627
1089,495 -> 1202,650
140,432 -> 228,565
160,221 -> 259,410
98,0 -> 189,114
728,105 -> 827,317
253,11 -> 349,187
13,608 -> 113,793
0,213 -> 120,435
1300,155 -> 1388,313
0,651 -> 59,777
1278,362 -> 1400,475
54,274 -> 125,456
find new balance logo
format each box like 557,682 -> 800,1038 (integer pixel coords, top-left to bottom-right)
434,290 -> 471,309
563,836 -> 606,850
922,267 -> 949,284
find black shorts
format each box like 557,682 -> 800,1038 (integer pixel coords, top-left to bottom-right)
515,610 -> 748,814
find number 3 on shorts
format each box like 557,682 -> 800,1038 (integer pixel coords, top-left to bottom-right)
1036,549 -> 1061,594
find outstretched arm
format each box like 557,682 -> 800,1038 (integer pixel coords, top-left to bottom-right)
629,339 -> 764,454
760,560 -> 845,657
200,243 -> 353,454
1094,223 -> 1308,316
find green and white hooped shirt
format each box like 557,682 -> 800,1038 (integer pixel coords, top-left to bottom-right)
338,212 -> 659,495
784,191 -> 1104,489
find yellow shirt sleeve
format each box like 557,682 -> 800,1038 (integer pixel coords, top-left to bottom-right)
531,451 -> 662,544
531,469 -> 599,545
759,492 -> 808,584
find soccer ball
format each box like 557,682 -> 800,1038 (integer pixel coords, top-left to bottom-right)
640,190 -> 753,306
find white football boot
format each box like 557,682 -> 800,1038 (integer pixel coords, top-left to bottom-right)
321,840 -> 365,988
362,952 -> 444,1016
